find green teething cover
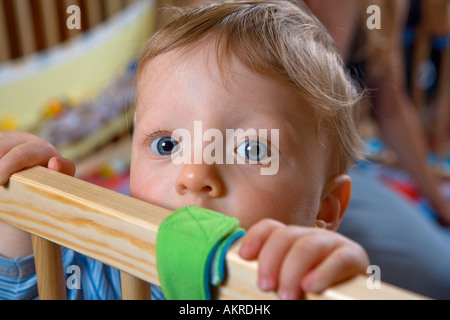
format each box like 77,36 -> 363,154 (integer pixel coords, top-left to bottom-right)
156,206 -> 244,300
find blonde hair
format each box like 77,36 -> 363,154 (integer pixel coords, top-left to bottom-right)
137,0 -> 364,175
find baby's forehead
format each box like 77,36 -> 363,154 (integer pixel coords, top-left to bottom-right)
137,41 -> 249,88
134,58 -> 311,133
135,49 -> 250,103
135,40 -> 311,113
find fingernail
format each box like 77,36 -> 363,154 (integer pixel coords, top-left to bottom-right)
52,158 -> 63,171
56,158 -> 63,169
303,277 -> 324,294
238,245 -> 249,259
258,277 -> 275,291
278,289 -> 296,300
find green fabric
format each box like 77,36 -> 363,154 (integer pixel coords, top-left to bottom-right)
156,206 -> 245,300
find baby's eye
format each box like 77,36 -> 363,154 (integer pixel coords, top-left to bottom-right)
236,140 -> 269,162
150,136 -> 180,156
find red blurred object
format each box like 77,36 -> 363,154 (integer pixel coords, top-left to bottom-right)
384,179 -> 421,201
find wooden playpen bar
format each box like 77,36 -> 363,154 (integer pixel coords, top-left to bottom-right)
0,166 -> 427,300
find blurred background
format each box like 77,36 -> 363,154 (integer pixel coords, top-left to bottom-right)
0,0 -> 176,188
0,0 -> 449,201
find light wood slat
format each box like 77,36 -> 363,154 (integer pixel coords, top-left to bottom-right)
38,0 -> 60,48
85,0 -> 103,29
31,235 -> 67,300
13,0 -> 35,56
120,270 -> 152,300
104,0 -> 123,18
0,166 -> 427,300
0,0 -> 11,62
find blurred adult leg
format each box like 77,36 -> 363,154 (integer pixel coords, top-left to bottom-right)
339,168 -> 450,299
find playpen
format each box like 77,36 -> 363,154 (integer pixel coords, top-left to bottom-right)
0,165 -> 427,300
0,0 -> 448,300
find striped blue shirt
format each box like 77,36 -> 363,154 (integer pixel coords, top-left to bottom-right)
0,247 -> 165,300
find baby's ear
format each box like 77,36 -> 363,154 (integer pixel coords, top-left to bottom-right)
316,174 -> 352,231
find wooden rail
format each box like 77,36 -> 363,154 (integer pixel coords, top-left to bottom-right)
0,166 -> 427,300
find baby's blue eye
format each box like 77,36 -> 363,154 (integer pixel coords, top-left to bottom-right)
150,136 -> 180,156
236,140 -> 268,162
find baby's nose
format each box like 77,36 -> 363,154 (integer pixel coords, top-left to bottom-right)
175,163 -> 223,198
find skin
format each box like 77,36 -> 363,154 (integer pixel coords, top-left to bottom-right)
0,40 -> 368,300
132,43 -> 329,228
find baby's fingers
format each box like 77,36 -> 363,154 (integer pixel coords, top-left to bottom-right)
0,142 -> 60,185
239,219 -> 286,260
277,232 -> 336,299
48,157 -> 76,176
301,242 -> 369,294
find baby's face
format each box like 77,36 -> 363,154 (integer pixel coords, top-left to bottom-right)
130,41 -> 331,229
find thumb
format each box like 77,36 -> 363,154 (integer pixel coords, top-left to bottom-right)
48,156 -> 76,177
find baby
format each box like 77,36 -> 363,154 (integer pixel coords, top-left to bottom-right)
0,0 -> 368,300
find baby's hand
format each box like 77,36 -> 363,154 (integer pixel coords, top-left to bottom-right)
0,131 -> 76,258
238,219 -> 369,300
0,131 -> 75,185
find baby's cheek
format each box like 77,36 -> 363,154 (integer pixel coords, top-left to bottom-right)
133,189 -> 175,212
130,184 -> 150,203
232,184 -> 312,228
231,188 -> 282,228
130,177 -> 167,207
129,161 -> 174,206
